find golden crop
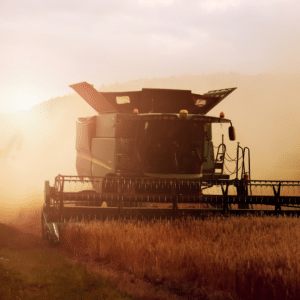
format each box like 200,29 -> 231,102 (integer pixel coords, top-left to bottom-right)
62,216 -> 300,299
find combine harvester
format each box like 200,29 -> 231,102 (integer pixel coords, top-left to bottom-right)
42,82 -> 300,243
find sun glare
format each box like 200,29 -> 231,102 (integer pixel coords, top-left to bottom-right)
1,85 -> 50,113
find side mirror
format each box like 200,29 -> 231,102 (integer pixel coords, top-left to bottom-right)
229,126 -> 236,141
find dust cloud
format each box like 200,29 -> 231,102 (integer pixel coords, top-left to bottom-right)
0,93 -> 96,223
0,73 -> 299,223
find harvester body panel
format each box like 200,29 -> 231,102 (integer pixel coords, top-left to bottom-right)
91,138 -> 116,177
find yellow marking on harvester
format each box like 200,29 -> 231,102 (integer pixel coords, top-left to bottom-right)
77,154 -> 112,171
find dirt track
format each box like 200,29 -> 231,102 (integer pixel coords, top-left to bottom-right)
0,222 -> 44,250
1,205 -> 45,250
1,208 -> 188,300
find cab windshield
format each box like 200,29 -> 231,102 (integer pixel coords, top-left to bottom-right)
138,120 -> 205,174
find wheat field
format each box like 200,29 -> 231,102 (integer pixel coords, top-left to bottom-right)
62,216 -> 300,299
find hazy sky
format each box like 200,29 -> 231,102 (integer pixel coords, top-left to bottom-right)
1,0 -> 300,112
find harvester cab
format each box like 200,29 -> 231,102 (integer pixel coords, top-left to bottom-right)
42,82 -> 300,245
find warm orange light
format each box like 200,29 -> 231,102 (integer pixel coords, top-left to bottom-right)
3,85 -> 51,112
133,108 -> 139,115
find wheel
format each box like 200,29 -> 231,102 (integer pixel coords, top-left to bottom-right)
41,210 -> 60,245
41,212 -> 49,241
44,181 -> 51,209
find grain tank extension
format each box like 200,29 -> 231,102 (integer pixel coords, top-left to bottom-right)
42,82 -> 300,244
